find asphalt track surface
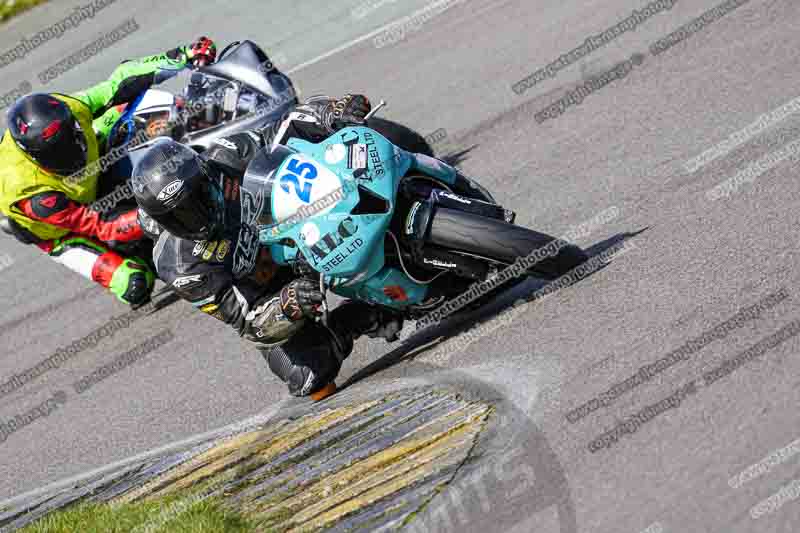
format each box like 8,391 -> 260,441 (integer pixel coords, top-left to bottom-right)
1,0 -> 800,531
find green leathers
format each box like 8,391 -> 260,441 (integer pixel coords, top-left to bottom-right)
0,39 -> 214,305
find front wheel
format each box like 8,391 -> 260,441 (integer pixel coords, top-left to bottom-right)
427,208 -> 589,279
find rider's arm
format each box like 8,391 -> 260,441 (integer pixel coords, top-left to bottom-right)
178,275 -> 303,345
15,192 -> 143,243
75,37 -> 216,146
153,234 -> 303,345
71,48 -> 190,148
71,47 -> 191,121
260,94 -> 370,146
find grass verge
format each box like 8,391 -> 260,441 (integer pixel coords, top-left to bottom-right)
17,494 -> 258,533
0,0 -> 49,24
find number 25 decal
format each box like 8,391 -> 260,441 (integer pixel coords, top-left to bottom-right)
280,158 -> 318,203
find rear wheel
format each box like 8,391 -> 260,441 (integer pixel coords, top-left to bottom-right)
427,207 -> 588,279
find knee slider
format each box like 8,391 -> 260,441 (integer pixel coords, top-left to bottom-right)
266,345 -> 325,397
264,330 -> 343,397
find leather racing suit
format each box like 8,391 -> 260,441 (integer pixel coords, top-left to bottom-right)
0,44 -> 201,305
151,97 -> 402,397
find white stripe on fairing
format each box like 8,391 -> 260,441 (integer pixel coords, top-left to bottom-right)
50,247 -> 98,280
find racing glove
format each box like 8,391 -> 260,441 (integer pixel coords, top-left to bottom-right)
184,36 -> 217,67
291,251 -> 317,278
110,257 -> 156,306
324,94 -> 372,130
280,278 -> 325,321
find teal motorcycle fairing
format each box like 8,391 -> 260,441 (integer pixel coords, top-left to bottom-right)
251,126 -> 457,310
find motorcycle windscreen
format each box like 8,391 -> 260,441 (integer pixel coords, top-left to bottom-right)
199,41 -> 295,101
242,144 -> 296,228
247,145 -> 358,252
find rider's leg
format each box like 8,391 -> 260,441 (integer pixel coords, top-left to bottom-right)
263,321 -> 348,399
39,235 -> 155,306
262,302 -> 403,399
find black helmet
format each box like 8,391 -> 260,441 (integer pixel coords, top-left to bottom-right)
7,94 -> 87,175
131,138 -> 225,241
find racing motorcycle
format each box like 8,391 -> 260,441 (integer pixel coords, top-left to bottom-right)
73,40 -> 434,275
108,40 -> 435,157
251,103 -> 589,323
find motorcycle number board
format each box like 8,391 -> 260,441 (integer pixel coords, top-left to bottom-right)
271,154 -> 343,223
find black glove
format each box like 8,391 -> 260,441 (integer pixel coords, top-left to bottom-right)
127,276 -> 153,310
291,251 -> 317,278
280,279 -> 324,321
326,94 -> 371,130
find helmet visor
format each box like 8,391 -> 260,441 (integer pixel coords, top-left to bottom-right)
31,120 -> 87,176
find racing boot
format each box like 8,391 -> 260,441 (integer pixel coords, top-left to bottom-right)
264,321 -> 349,401
263,302 -> 403,401
310,303 -> 404,401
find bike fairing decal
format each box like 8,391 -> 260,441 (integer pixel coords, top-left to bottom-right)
303,216 -> 364,272
173,274 -> 204,289
383,285 -> 408,301
300,222 -> 321,246
202,241 -> 218,261
279,157 -> 319,203
319,237 -> 365,273
342,131 -> 386,183
341,130 -> 360,147
233,186 -> 265,278
439,191 -> 471,204
325,144 -> 347,165
347,144 -> 368,170
271,155 -> 343,222
423,257 -> 457,269
363,131 -> 385,178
